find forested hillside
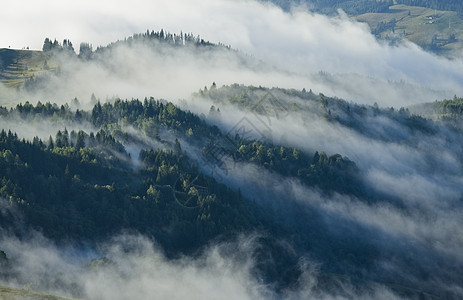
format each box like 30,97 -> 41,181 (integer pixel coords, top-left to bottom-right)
409,96 -> 463,129
0,100 -> 256,247
0,97 -> 375,294
1,84 -> 461,298
0,95 -> 367,235
1,20 -> 463,298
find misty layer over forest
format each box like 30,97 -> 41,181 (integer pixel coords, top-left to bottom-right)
1,1 -> 463,299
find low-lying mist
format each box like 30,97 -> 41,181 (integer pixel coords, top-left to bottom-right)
1,91 -> 462,298
0,231 -> 408,300
178,87 -> 463,293
2,0 -> 463,108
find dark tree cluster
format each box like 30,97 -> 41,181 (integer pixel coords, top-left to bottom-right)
42,38 -> 75,53
431,96 -> 463,115
373,19 -> 397,36
90,98 -> 220,141
122,29 -> 215,47
91,29 -> 233,60
12,101 -> 71,118
0,126 -> 257,251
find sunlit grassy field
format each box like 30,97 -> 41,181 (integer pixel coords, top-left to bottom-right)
356,4 -> 463,56
0,49 -> 57,89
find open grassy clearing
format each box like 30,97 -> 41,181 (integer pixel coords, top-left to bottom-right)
356,4 -> 463,56
0,49 -> 57,89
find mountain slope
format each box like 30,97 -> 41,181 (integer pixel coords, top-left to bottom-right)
267,0 -> 463,57
0,49 -> 57,89
0,286 -> 75,300
1,28 -> 463,299
1,84 -> 462,298
357,4 -> 463,56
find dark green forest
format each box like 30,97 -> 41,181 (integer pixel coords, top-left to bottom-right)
0,100 -> 254,246
0,97 -> 376,292
1,83 -> 463,297
0,97 -> 363,242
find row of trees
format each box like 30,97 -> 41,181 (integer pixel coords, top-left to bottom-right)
42,38 -> 93,58
47,128 -> 125,154
42,29 -> 223,60
429,96 -> 463,115
201,84 -> 436,145
12,101 -> 73,118
128,29 -> 215,47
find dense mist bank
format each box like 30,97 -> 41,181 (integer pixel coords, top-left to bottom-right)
3,0 -> 463,109
1,232 -> 415,300
4,11 -> 463,109
191,85 -> 463,298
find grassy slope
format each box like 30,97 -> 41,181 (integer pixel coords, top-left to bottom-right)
0,286 -> 76,300
0,49 -> 57,89
356,4 -> 463,56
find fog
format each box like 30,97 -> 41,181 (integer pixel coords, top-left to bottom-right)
0,230 -> 406,300
2,88 -> 463,297
2,0 -> 463,107
176,88 -> 463,296
190,143 -> 463,298
3,92 -> 462,296
2,0 -> 463,298
190,87 -> 463,208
